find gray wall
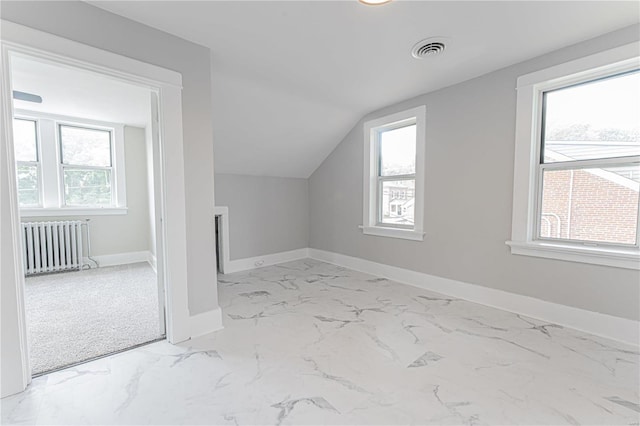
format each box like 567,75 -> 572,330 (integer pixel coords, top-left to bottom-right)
1,1 -> 218,315
309,25 -> 640,321
21,126 -> 151,258
215,173 -> 309,260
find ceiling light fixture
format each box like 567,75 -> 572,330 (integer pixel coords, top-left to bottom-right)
358,0 -> 392,5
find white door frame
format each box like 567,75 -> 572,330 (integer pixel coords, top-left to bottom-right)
1,21 -> 191,397
214,206 -> 230,274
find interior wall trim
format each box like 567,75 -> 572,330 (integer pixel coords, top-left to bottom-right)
84,250 -> 152,268
224,248 -> 309,274
190,307 -> 224,339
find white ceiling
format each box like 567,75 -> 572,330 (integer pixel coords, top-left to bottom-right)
11,55 -> 151,128
90,1 -> 639,178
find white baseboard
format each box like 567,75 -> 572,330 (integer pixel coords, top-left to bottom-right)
190,307 -> 224,339
225,248 -> 309,274
147,252 -> 157,273
84,250 -> 153,268
308,248 -> 640,347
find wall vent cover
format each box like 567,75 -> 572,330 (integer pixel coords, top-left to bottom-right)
411,39 -> 446,59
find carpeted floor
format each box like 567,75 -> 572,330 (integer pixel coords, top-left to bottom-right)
24,262 -> 163,375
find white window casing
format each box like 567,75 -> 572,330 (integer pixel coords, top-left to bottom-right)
362,105 -> 426,241
507,42 -> 640,270
14,110 -> 127,216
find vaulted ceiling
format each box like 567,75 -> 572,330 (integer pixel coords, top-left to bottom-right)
90,1 -> 639,178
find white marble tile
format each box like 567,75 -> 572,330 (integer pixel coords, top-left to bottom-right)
2,259 -> 638,425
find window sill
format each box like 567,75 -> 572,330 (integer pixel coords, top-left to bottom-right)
360,225 -> 424,241
20,207 -> 128,218
506,240 -> 639,270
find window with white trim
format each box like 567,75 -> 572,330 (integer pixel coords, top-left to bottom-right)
59,125 -> 114,207
362,106 -> 426,241
12,118 -> 41,207
508,43 -> 640,270
11,112 -> 127,216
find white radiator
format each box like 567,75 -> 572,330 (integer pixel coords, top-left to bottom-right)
21,221 -> 84,275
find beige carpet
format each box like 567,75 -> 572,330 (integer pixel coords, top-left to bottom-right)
24,262 -> 163,375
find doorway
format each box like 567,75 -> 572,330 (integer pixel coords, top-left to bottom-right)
2,21 -> 192,397
8,53 -> 164,376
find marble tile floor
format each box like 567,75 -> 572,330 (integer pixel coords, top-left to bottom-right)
2,259 -> 638,425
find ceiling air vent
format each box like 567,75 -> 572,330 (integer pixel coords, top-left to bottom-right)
411,38 -> 446,59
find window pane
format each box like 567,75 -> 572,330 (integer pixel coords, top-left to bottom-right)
13,118 -> 37,162
60,125 -> 111,167
539,166 -> 639,245
543,71 -> 640,163
380,124 -> 416,176
16,164 -> 39,207
380,179 -> 415,226
63,169 -> 112,206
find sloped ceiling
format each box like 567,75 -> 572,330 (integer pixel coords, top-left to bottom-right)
90,1 -> 639,178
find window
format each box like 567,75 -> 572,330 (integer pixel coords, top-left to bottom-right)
59,125 -> 113,207
362,106 -> 426,241
379,124 -> 416,227
11,112 -> 127,216
508,42 -> 640,269
12,118 -> 40,207
539,71 -> 639,245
